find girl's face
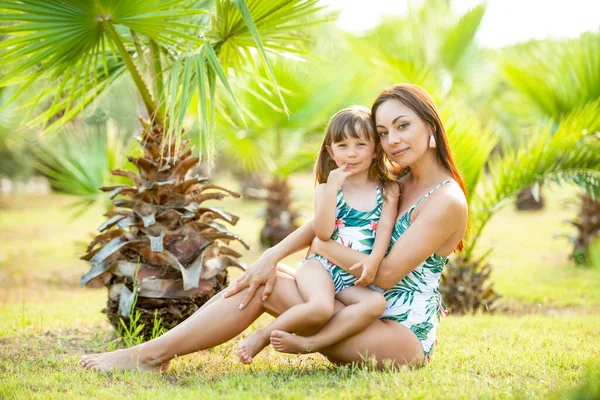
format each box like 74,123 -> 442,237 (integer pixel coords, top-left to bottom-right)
375,99 -> 432,166
327,133 -> 376,175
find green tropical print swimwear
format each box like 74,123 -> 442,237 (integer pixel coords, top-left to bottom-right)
306,185 -> 383,294
373,179 -> 454,363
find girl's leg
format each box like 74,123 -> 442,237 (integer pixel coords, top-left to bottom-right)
79,271 -> 305,372
271,286 -> 386,354
237,259 -> 335,364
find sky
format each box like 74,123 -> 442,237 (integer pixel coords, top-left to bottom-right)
322,0 -> 600,48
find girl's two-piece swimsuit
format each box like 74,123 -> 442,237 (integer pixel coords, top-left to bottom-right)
304,179 -> 454,361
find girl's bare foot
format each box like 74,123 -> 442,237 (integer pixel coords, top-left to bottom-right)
236,330 -> 270,364
79,346 -> 165,372
270,330 -> 314,354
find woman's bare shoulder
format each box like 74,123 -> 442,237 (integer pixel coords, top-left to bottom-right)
424,182 -> 468,222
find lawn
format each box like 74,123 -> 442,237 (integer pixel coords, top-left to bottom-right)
1,175 -> 599,399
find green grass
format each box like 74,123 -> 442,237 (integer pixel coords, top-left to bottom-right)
1,176 -> 599,399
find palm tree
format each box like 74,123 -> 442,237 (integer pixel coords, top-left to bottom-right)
34,118 -> 137,215
500,32 -> 600,262
0,87 -> 37,190
33,75 -> 141,214
215,48 -> 353,246
346,1 -> 600,312
442,100 -> 600,313
357,0 -> 487,101
0,0 -> 329,337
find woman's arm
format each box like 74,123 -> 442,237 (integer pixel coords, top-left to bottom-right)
351,185 -> 400,285
224,219 -> 316,308
314,192 -> 466,290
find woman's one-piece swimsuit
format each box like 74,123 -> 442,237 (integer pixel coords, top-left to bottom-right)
373,179 -> 455,361
305,180 -> 453,362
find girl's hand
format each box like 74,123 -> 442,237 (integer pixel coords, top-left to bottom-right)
351,256 -> 379,286
223,251 -> 278,309
327,163 -> 353,190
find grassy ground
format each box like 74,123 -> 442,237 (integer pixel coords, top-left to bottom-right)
1,176 -> 599,399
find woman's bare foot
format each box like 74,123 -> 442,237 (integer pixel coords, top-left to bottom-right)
79,346 -> 165,372
237,330 -> 270,364
270,330 -> 315,354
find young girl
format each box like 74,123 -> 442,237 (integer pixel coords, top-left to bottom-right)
237,106 -> 400,364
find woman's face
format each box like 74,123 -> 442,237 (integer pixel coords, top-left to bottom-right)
374,99 -> 432,166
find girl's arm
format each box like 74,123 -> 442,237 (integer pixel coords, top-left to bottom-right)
351,185 -> 400,285
313,192 -> 466,290
313,164 -> 352,240
224,220 -> 315,308
313,183 -> 338,240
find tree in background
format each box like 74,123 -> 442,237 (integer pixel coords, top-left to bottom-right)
499,32 -> 600,263
34,75 -> 141,213
0,0 -> 328,337
344,0 -> 600,312
442,101 -> 600,313
357,0 -> 487,102
214,31 -> 353,247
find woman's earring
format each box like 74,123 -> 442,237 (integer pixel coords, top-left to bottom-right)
429,135 -> 436,149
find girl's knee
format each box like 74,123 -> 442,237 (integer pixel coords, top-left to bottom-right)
305,300 -> 334,326
365,292 -> 387,317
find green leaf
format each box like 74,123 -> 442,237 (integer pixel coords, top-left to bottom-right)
359,237 -> 375,248
231,0 -> 288,114
467,100 -> 600,257
382,310 -> 410,324
410,322 -> 433,341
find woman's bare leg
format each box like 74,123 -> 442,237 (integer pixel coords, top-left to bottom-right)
237,260 -> 335,364
271,286 -> 386,354
319,317 -> 425,370
80,268 -> 424,372
79,272 -> 305,372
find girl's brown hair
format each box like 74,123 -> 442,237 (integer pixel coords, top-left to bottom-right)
315,105 -> 395,198
371,84 -> 467,252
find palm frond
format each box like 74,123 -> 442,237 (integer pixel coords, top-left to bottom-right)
439,4 -> 485,81
441,102 -> 497,197
213,55 -> 351,177
275,139 -> 320,179
361,1 -> 486,97
157,0 -> 331,164
548,169 -> 600,200
0,0 -> 212,132
501,32 -> 600,120
468,100 -> 600,257
34,120 -> 136,211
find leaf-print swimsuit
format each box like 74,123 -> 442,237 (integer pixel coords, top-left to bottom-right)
305,185 -> 384,293
371,179 -> 455,361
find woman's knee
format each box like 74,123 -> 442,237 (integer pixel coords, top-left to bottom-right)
262,278 -> 305,316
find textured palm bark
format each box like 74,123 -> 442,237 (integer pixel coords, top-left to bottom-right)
259,178 -> 299,248
571,193 -> 600,265
440,256 -> 501,314
81,122 -> 247,338
515,186 -> 545,211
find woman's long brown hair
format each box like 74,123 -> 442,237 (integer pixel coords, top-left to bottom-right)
371,84 -> 467,252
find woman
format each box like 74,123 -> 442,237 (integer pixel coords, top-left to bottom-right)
80,84 -> 468,371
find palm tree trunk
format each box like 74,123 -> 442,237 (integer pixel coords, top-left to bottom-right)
571,193 -> 600,264
260,177 -> 299,248
516,185 -> 545,210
